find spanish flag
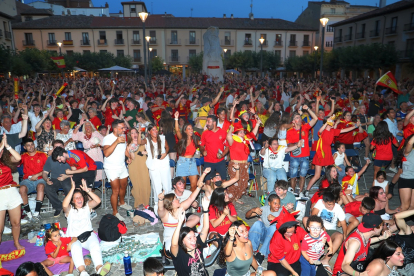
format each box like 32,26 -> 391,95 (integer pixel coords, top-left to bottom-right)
51,56 -> 66,68
342,174 -> 359,195
376,71 -> 401,94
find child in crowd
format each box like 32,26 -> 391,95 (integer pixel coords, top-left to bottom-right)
143,257 -> 164,276
341,160 -> 371,204
333,143 -> 351,183
300,215 -> 333,276
41,226 -> 75,275
344,197 -> 375,236
373,171 -> 392,199
246,194 -> 282,264
266,180 -> 296,211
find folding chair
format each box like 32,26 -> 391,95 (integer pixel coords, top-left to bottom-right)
253,143 -> 262,165
247,155 -> 259,197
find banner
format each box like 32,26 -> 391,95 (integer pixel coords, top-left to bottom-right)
13,78 -> 19,99
51,56 -> 66,68
376,71 -> 401,94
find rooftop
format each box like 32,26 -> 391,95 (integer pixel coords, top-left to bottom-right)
15,1 -> 53,16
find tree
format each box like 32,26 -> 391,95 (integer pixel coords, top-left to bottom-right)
188,52 -> 203,73
151,56 -> 164,72
115,55 -> 133,69
0,45 -> 13,76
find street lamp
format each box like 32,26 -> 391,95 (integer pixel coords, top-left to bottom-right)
319,17 -> 329,82
57,42 -> 63,78
314,45 -> 318,79
139,12 -> 149,84
149,47 -> 153,76
223,48 -> 227,71
259,37 -> 265,77
145,36 -> 151,79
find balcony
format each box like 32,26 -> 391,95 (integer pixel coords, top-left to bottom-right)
131,39 -> 141,45
355,32 -> 365,39
168,38 -> 181,45
5,31 -> 11,40
385,27 -> 398,35
260,40 -> 268,47
274,40 -> 283,47
289,40 -> 297,47
97,39 -> 107,45
244,39 -> 253,46
47,40 -> 57,46
185,39 -> 199,45
404,23 -> 414,32
63,40 -> 73,46
23,40 -> 35,46
114,38 -> 124,45
369,30 -> 380,37
302,40 -> 311,47
334,36 -> 342,43
133,57 -> 141,62
221,39 -> 234,46
80,39 -> 90,46
399,50 -> 414,59
344,34 -> 353,41
149,38 -> 157,45
0,30 -> 3,37
169,56 -> 180,62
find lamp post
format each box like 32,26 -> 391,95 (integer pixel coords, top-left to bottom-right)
223,48 -> 227,72
145,36 -> 151,81
319,17 -> 329,82
139,12 -> 149,84
57,42 -> 63,78
314,45 -> 318,79
149,47 -> 153,76
259,37 -> 264,77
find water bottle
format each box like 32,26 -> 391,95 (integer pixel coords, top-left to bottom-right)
123,252 -> 132,276
257,266 -> 263,276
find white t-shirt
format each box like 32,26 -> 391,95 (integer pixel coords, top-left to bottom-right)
102,133 -> 127,170
260,146 -> 286,169
174,190 -> 192,203
374,179 -> 388,192
226,94 -> 234,107
314,199 -> 345,230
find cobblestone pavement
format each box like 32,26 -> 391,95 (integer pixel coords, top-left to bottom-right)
3,150 -> 406,276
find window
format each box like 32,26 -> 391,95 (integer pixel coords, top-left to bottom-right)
150,30 -> 156,43
189,49 -> 196,58
171,31 -> 178,44
289,34 -> 296,46
24,33 -> 33,45
349,26 -> 353,36
275,34 -> 282,46
171,49 -> 178,61
133,31 -> 140,43
303,34 -> 310,46
82,32 -> 89,44
375,20 -> 381,32
116,31 -> 123,44
244,34 -> 252,45
289,50 -> 296,57
48,33 -> 56,44
391,17 -> 398,32
331,8 -> 335,14
303,51 -> 309,55
150,49 -> 157,59
117,50 -> 124,57
133,50 -> 141,62
326,25 -> 334,32
83,50 -> 90,54
100,50 -> 107,53
339,29 -> 343,37
65,32 -> 72,40
225,31 -> 231,45
130,4 -> 136,13
189,31 -> 196,44
66,50 -> 73,56
275,50 -> 281,57
99,31 -> 106,39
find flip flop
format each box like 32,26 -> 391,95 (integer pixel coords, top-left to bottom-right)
98,262 -> 111,276
323,264 -> 333,275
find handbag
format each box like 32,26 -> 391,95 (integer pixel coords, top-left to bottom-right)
291,127 -> 302,156
78,230 -> 93,243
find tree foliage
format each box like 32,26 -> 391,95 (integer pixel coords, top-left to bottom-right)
225,50 -> 281,72
188,52 -> 203,73
150,56 -> 164,73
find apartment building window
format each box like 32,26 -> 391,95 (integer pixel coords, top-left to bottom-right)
290,34 -> 296,46
275,50 -> 281,57
357,24 -> 366,39
133,50 -> 141,62
289,50 -> 296,57
82,32 -> 89,45
391,17 -> 398,32
171,49 -> 178,62
326,25 -> 334,32
331,8 -> 335,14
116,31 -> 123,44
133,31 -> 140,44
100,50 -> 107,53
303,34 -> 310,46
303,51 -> 309,55
189,31 -> 196,44
150,30 -> 156,43
65,32 -> 72,40
24,33 -> 33,45
66,50 -> 73,56
48,33 -> 56,45
189,49 -> 196,58
326,41 -> 333,47
171,31 -> 178,44
406,39 -> 414,57
345,27 -> 353,41
117,50 -> 124,57
349,27 -> 353,37
275,34 -> 282,46
150,49 -> 157,59
83,50 -> 90,54
225,32 -> 231,45
244,34 -> 252,45
375,20 -> 381,35
130,4 -> 136,13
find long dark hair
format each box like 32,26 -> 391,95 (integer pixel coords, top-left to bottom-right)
0,148 -> 18,172
366,240 -> 401,265
264,112 -> 280,129
369,186 -> 383,200
159,111 -> 174,134
176,123 -> 200,156
396,134 -> 414,167
16,262 -> 49,276
372,121 -> 393,145
239,116 -> 253,132
178,226 -> 200,252
147,124 -> 162,159
218,220 -> 244,266
209,188 -> 229,216
320,165 -> 339,189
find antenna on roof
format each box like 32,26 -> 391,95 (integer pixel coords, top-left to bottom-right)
191,8 -> 193,17
151,2 -> 153,14
249,0 -> 254,19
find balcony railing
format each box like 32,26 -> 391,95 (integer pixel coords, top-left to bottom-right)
80,39 -> 90,46
168,38 -> 181,45
404,23 -> 414,32
369,30 -> 380,37
274,40 -> 283,46
47,40 -> 57,46
244,39 -> 253,46
355,32 -> 365,39
289,40 -> 297,47
133,57 -> 141,62
334,36 -> 342,43
385,27 -> 398,35
5,31 -> 11,40
149,38 -> 157,45
185,39 -> 199,45
114,38 -> 124,45
23,40 -> 35,46
131,39 -> 140,45
302,40 -> 311,47
63,40 -> 73,45
169,56 -> 180,62
344,34 -> 353,41
97,39 -> 107,45
221,39 -> 234,46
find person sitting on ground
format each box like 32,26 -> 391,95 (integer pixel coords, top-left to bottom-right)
341,160 -> 371,204
246,194 -> 282,264
365,240 -> 405,276
333,142 -> 351,183
265,180 -> 296,211
370,186 -> 400,228
19,139 -> 48,222
16,261 -> 51,276
373,171 -> 393,200
143,257 -> 164,276
219,221 -> 276,276
344,197 -> 376,236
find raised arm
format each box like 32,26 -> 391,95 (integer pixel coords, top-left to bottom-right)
180,182 -> 203,210
170,207 -> 186,257
226,125 -> 234,146
174,111 -> 182,140
19,114 -> 28,139
63,178 -> 76,215
211,86 -> 224,106
303,105 -> 318,127
222,164 -> 240,188
199,196 -> 210,242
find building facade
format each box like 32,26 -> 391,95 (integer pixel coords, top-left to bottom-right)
0,0 -> 17,50
331,0 -> 414,79
27,1 -> 110,17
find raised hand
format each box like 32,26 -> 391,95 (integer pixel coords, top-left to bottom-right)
201,196 -> 210,211
302,104 -> 309,110
203,167 -> 211,174
174,111 -> 179,119
80,179 -> 90,193
158,190 -> 165,201
228,226 -> 236,239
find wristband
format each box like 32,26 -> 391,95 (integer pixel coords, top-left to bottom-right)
5,146 -> 11,150
234,168 -> 240,170
174,118 -> 178,121
202,209 -> 209,213
158,198 -> 164,201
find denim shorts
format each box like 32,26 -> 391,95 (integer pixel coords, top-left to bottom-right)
176,157 -> 199,177
20,179 -> 46,194
289,156 -> 309,178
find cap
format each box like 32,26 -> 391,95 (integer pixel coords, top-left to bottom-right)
358,213 -> 383,233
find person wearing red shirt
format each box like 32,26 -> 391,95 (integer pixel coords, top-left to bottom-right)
101,97 -> 122,128
336,111 -> 368,148
42,227 -> 74,273
49,106 -> 72,131
87,107 -> 102,129
208,188 -> 237,236
151,96 -> 169,124
286,105 -> 318,198
175,94 -> 193,121
19,139 -> 48,221
216,107 -> 231,133
344,197 -> 375,236
51,148 -> 97,189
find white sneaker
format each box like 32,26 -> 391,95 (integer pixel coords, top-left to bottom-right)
32,212 -> 40,222
119,203 -> 132,211
288,187 -> 294,193
3,226 -> 11,234
80,271 -> 90,276
115,213 -> 125,221
299,192 -> 305,198
90,210 -> 97,220
21,219 -> 29,225
389,167 -> 398,173
364,157 -> 370,161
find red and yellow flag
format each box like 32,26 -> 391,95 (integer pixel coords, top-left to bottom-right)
376,71 -> 401,94
51,56 -> 66,68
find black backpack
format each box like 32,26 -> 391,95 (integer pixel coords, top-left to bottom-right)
98,214 -> 127,242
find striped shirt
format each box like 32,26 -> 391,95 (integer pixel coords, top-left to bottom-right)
301,231 -> 331,260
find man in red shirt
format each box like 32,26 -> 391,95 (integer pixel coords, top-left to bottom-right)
286,105 -> 318,198
344,197 -> 375,236
51,147 -> 97,188
20,139 -> 48,221
151,96 -> 169,124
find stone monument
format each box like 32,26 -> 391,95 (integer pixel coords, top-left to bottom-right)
203,27 -> 223,82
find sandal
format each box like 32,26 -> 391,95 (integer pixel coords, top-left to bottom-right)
323,264 -> 333,275
97,262 -> 111,276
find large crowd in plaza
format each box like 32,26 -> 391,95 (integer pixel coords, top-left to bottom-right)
1,73 -> 414,276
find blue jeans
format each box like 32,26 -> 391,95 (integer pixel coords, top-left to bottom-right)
248,220 -> 277,257
20,179 -> 46,194
289,156 -> 309,178
299,255 -> 316,276
176,157 -> 198,177
336,164 -> 346,183
263,168 -> 288,193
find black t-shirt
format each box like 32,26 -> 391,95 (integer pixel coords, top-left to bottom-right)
172,235 -> 208,276
367,100 -> 381,117
390,232 -> 414,267
69,108 -> 83,124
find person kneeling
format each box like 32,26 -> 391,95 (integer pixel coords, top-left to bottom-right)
344,197 -> 375,236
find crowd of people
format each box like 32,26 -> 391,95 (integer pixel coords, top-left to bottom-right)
0,74 -> 414,276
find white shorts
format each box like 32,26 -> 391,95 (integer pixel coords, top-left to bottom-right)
345,213 -> 362,223
0,187 -> 23,211
105,166 -> 129,182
